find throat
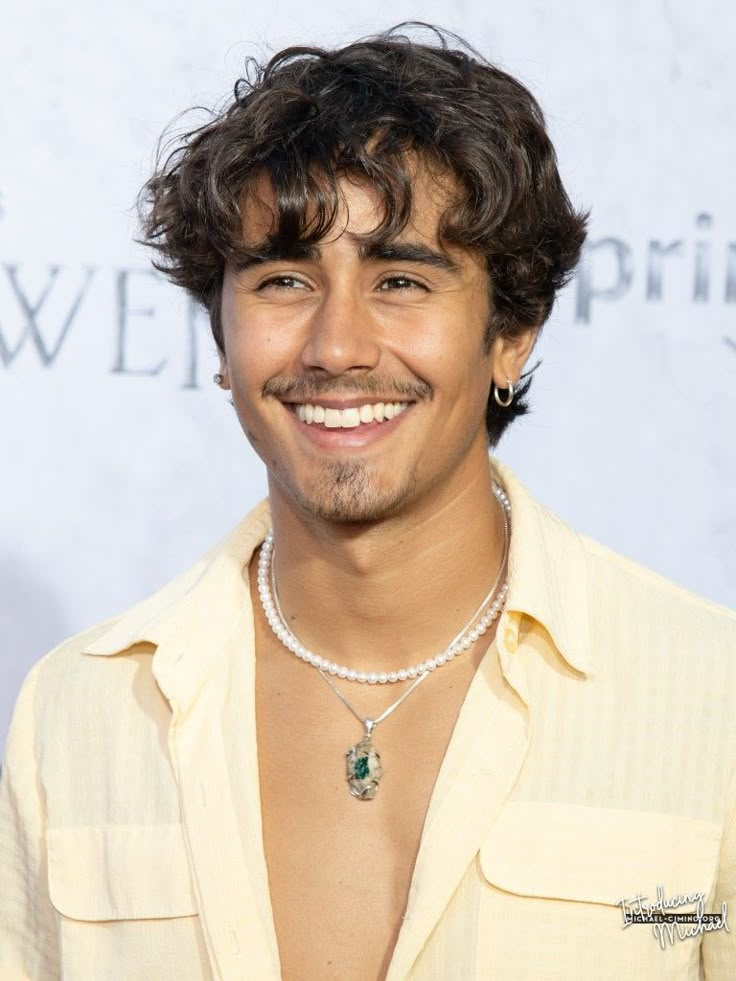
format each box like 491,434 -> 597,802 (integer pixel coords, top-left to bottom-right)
251,479 -> 510,680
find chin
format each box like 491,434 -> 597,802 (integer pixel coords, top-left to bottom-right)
285,459 -> 420,525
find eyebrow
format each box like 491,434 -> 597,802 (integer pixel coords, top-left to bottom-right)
235,238 -> 461,274
361,241 -> 460,273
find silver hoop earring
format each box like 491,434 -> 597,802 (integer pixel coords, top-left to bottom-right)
213,372 -> 224,385
492,377 -> 514,408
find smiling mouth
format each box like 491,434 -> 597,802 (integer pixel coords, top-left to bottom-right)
285,401 -> 412,429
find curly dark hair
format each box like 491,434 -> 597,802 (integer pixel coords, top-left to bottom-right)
137,22 -> 587,445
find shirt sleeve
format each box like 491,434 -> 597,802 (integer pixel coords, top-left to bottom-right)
702,754 -> 736,978
0,662 -> 59,980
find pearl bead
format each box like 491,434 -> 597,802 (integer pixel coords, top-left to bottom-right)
257,494 -> 510,684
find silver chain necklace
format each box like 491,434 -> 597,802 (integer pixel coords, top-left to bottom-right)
256,481 -> 511,799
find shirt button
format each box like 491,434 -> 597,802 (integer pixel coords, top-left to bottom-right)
503,626 -> 518,652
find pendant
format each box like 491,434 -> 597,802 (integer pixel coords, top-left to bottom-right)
346,721 -> 383,800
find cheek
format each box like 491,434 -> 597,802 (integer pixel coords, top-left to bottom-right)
399,327 -> 489,401
225,320 -> 295,399
221,281 -> 289,383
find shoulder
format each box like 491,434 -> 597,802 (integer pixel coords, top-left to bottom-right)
578,530 -> 735,638
494,457 -> 734,649
8,614 -> 154,748
2,614 -> 133,775
6,571 -> 207,783
17,496 -> 272,711
569,527 -> 736,712
26,557 -> 201,681
10,497 -> 272,747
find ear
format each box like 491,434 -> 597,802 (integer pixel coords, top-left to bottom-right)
489,326 -> 540,388
217,350 -> 231,390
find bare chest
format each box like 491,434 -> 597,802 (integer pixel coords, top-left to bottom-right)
254,633 -> 482,981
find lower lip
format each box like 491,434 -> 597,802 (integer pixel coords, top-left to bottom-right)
285,405 -> 414,449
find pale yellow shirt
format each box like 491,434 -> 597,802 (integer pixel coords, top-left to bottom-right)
2,459 -> 735,980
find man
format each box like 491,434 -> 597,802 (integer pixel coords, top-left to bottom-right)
1,23 -> 735,981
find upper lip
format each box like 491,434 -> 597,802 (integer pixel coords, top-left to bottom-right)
280,397 -> 414,409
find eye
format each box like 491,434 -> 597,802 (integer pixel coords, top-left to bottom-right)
256,275 -> 309,291
378,275 -> 428,292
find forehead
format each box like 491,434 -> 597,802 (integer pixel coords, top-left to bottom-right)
239,157 -> 461,251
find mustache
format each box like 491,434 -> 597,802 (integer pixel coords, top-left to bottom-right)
262,375 -> 432,402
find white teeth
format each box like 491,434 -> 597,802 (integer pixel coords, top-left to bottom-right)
293,401 -> 409,427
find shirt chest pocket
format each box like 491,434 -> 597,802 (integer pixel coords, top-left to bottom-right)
46,824 -> 212,981
476,802 -> 723,981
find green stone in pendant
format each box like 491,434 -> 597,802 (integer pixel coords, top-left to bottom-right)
346,737 -> 383,800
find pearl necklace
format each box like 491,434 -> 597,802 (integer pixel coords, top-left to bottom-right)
256,481 -> 511,684
256,481 -> 511,798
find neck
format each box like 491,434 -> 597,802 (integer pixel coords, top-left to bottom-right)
259,450 -> 508,675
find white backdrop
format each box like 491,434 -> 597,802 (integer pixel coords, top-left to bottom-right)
2,0 -> 735,754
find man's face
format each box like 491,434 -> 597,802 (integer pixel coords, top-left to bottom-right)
219,165 -> 498,524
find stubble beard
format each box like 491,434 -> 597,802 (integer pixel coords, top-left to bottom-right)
244,413 -> 420,524
286,457 -> 420,524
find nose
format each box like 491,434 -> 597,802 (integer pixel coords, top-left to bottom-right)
299,282 -> 381,376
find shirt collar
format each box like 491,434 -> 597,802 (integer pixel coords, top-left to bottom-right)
82,458 -> 591,678
492,458 -> 592,677
81,499 -> 271,662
